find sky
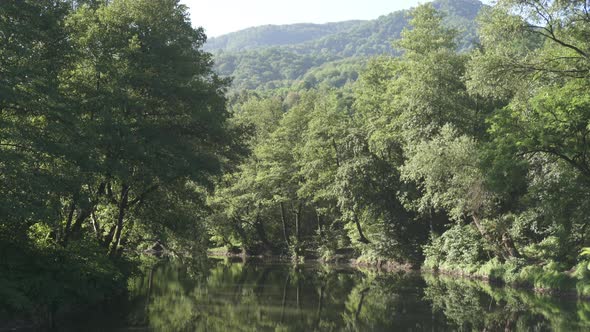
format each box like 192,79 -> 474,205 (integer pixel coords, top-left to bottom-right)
180,0 -> 426,37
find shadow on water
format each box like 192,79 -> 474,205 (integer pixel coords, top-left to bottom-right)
53,259 -> 590,331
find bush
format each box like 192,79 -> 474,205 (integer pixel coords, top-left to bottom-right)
423,224 -> 485,270
475,257 -> 505,280
512,264 -> 574,291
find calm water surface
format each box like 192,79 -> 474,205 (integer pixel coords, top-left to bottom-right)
58,259 -> 590,331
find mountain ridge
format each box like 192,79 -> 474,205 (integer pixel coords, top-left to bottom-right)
208,0 -> 485,91
205,20 -> 367,52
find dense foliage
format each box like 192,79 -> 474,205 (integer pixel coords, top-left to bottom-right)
0,0 -> 233,320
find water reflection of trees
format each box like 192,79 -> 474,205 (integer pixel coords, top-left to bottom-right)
119,260 -> 590,331
423,274 -> 590,331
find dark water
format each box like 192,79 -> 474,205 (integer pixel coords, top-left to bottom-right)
57,259 -> 590,331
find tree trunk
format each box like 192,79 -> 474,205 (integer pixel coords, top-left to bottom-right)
280,202 -> 290,247
354,216 -> 370,244
472,215 -> 520,260
294,202 -> 302,242
502,232 -> 521,259
71,182 -> 106,243
119,219 -> 135,252
110,184 -> 130,257
61,198 -> 77,246
90,210 -> 102,241
70,207 -> 93,241
316,209 -> 322,238
471,215 -> 500,256
332,138 -> 340,168
103,224 -> 117,249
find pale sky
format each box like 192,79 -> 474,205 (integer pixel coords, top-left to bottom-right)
180,0 -> 427,37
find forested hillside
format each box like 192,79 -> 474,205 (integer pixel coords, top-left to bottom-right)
204,21 -> 364,51
208,0 -> 483,90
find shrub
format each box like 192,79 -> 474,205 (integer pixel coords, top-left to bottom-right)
476,258 -> 505,280
423,224 -> 485,270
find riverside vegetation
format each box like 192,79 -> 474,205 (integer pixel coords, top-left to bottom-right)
2,0 -> 590,327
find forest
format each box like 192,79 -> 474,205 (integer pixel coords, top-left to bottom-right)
207,0 -> 482,90
2,0 -> 590,323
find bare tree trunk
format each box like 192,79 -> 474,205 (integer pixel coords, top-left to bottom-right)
280,202 -> 290,247
110,184 -> 130,257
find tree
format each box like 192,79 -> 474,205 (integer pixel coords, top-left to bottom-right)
470,0 -> 590,181
356,4 -> 479,151
59,0 -> 231,255
401,125 -> 521,259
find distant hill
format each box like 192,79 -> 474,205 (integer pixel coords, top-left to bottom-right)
208,0 -> 485,91
204,21 -> 366,52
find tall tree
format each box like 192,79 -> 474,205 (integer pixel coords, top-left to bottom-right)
61,0 -> 231,254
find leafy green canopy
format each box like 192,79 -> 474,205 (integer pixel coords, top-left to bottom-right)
0,0 -> 234,313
